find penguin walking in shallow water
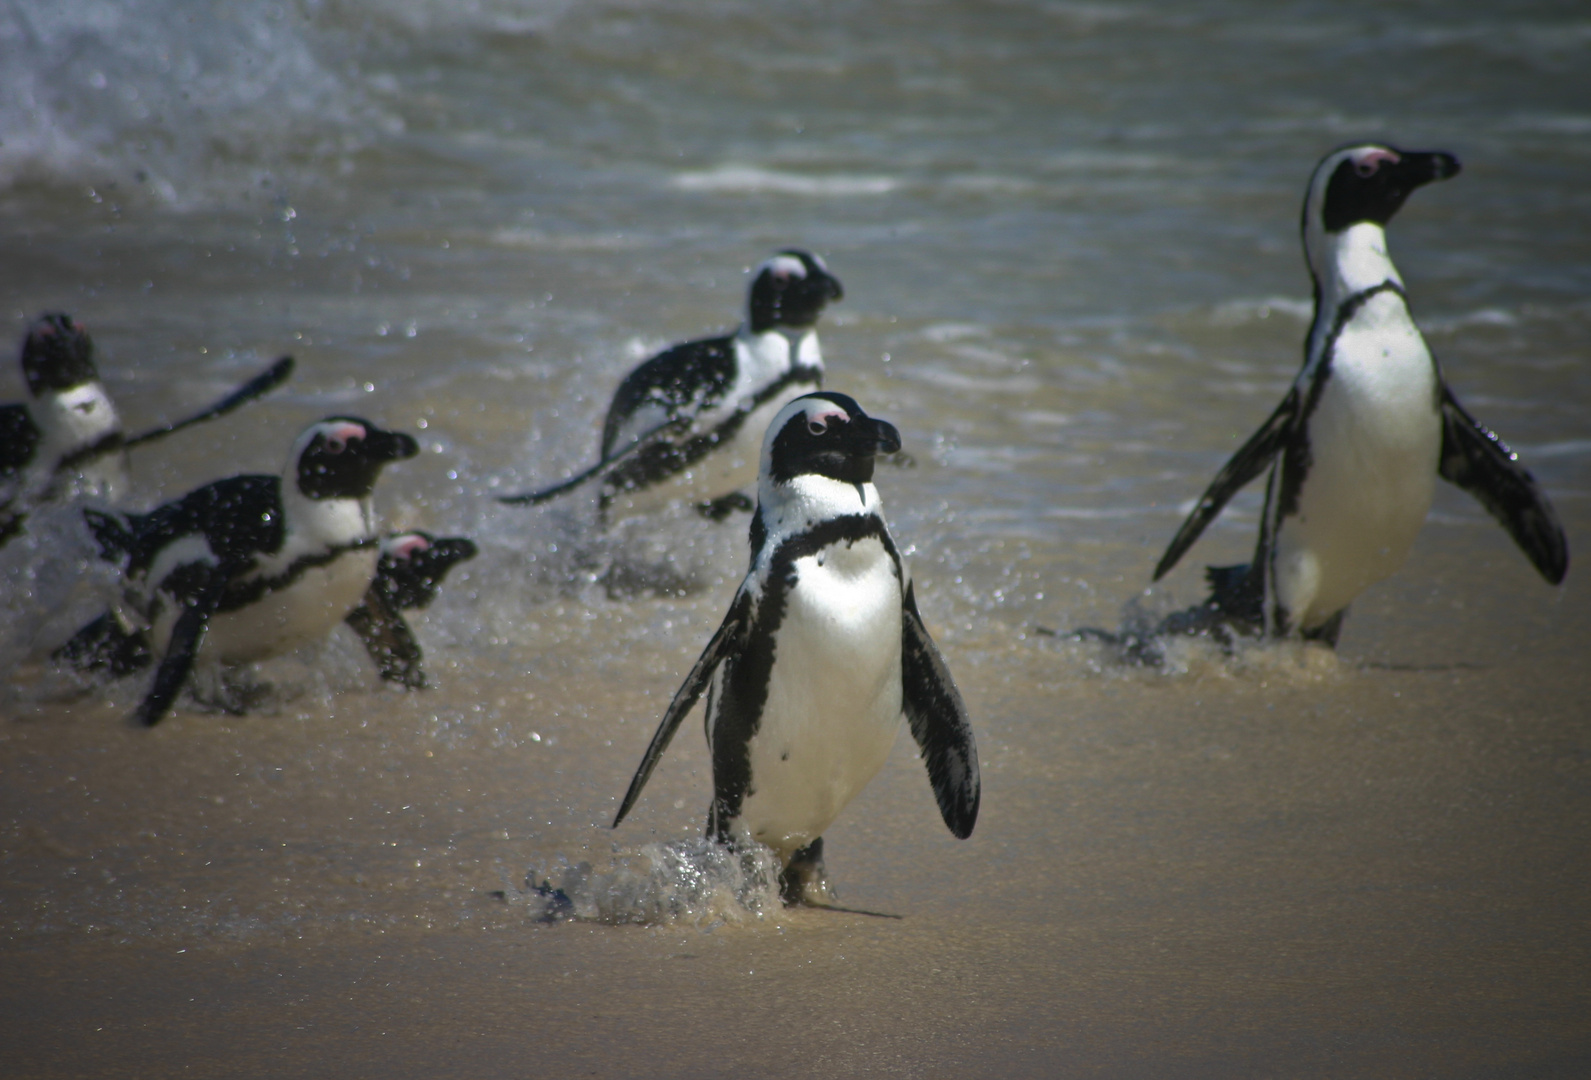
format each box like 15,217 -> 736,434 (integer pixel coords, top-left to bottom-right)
344,531 -> 477,688
498,249 -> 843,523
83,416 -> 417,725
1,314 -> 129,544
612,392 -> 979,905
0,313 -> 293,548
1151,143 -> 1568,646
58,529 -> 477,692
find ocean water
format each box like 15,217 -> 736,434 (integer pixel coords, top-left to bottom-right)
2,1 -> 1588,1076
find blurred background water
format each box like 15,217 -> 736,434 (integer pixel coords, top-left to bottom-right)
1,2 -> 1588,1076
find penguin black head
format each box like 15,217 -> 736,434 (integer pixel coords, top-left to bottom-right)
22,313 -> 100,396
746,250 -> 844,334
765,392 -> 901,489
1306,143 -> 1461,236
373,531 -> 478,610
291,416 -> 419,500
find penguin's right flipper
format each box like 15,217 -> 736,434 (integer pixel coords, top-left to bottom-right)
1154,386 -> 1299,581
345,591 -> 426,689
0,403 -> 40,479
900,582 -> 980,840
612,590 -> 751,827
1438,385 -> 1568,585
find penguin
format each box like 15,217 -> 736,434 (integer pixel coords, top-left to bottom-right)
498,249 -> 843,523
0,314 -> 128,544
612,392 -> 980,905
82,416 -> 418,725
0,312 -> 293,548
1151,143 -> 1568,646
55,530 -> 477,691
344,530 -> 478,689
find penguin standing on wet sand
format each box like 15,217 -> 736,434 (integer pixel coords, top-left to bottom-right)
0,314 -> 128,544
345,530 -> 478,688
1152,143 -> 1568,646
498,249 -> 843,523
612,392 -> 979,905
83,416 -> 418,725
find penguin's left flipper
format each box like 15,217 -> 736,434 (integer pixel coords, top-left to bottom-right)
900,582 -> 980,839
612,590 -> 751,827
345,590 -> 426,689
1438,384 -> 1569,585
135,588 -> 221,728
1154,386 -> 1300,581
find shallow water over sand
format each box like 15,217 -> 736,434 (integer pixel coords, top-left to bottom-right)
2,1 -> 1589,1075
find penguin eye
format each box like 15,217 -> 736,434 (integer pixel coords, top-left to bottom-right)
807,419 -> 827,436
325,437 -> 346,455
1354,159 -> 1379,178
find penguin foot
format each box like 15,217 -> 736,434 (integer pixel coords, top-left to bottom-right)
778,838 -> 833,907
52,612 -> 153,680
189,671 -> 275,715
695,492 -> 755,521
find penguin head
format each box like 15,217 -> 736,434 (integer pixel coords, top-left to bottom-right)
290,416 -> 419,500
374,530 -> 478,610
1303,143 -> 1460,265
746,250 -> 844,334
763,392 -> 901,490
22,313 -> 100,397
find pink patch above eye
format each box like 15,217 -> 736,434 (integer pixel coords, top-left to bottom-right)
389,535 -> 432,561
1353,148 -> 1400,176
326,421 -> 367,446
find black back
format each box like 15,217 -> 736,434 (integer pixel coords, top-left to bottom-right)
601,336 -> 737,458
94,474 -> 286,575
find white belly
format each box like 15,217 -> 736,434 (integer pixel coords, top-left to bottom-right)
1272,297 -> 1441,629
730,537 -> 904,858
605,382 -> 815,521
155,549 -> 378,668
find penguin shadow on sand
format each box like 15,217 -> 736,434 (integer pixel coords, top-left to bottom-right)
1073,142 -> 1568,667
493,249 -> 846,600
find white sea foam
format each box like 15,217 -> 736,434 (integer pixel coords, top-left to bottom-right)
672,166 -> 898,196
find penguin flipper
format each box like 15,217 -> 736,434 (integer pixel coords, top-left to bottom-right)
346,590 -> 426,689
135,601 -> 215,728
612,590 -> 750,827
0,403 -> 41,478
1438,385 -> 1568,585
1153,387 -> 1299,581
900,582 -> 980,840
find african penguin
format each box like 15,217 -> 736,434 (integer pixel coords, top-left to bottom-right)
498,249 -> 843,523
344,530 -> 478,689
612,392 -> 980,905
0,314 -> 128,545
1152,143 -> 1568,646
55,530 -> 477,692
83,416 -> 418,725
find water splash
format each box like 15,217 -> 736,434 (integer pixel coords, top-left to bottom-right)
519,839 -> 785,928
